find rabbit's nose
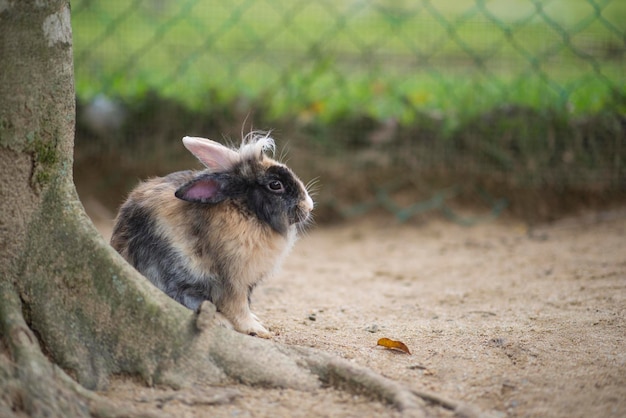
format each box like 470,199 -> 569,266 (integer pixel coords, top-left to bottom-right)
302,194 -> 314,212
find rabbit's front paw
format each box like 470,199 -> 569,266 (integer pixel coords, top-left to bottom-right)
235,314 -> 273,339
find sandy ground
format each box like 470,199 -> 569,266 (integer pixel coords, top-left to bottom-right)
84,198 -> 626,418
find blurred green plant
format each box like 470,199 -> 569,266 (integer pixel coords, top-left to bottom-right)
71,0 -> 625,221
72,0 -> 625,128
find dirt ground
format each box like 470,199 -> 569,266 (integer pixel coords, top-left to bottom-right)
84,198 -> 626,418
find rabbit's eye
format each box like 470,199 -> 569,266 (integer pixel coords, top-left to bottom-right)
267,180 -> 284,193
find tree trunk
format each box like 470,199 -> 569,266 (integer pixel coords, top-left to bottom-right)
0,2 -> 434,417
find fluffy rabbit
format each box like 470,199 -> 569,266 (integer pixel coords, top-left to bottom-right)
110,133 -> 314,338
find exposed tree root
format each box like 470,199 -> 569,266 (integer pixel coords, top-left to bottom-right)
135,386 -> 241,408
410,388 -> 486,418
3,272 -> 487,418
0,280 -> 164,418
1,280 -> 87,417
286,345 -> 425,414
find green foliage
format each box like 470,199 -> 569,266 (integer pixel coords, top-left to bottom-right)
70,0 -> 625,219
71,0 -> 625,125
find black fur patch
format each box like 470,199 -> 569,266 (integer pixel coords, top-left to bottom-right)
120,202 -> 219,311
244,164 -> 304,234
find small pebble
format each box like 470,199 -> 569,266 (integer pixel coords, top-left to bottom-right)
365,324 -> 380,333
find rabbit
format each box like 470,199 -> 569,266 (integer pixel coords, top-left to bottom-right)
110,132 -> 314,338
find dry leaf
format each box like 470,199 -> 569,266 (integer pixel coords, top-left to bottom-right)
377,337 -> 411,355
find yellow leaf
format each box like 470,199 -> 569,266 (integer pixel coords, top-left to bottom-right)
377,337 -> 411,355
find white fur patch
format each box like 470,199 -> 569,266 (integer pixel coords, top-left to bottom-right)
239,131 -> 275,161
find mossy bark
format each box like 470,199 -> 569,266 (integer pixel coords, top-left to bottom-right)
0,2 -> 429,417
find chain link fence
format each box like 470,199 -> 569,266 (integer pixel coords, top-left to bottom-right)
71,0 -> 625,221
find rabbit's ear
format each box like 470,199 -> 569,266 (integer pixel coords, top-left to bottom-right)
183,136 -> 240,172
175,173 -> 229,204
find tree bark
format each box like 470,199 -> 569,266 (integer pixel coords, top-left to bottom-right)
0,2 -> 431,417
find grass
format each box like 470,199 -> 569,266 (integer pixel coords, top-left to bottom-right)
71,0 -> 625,126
